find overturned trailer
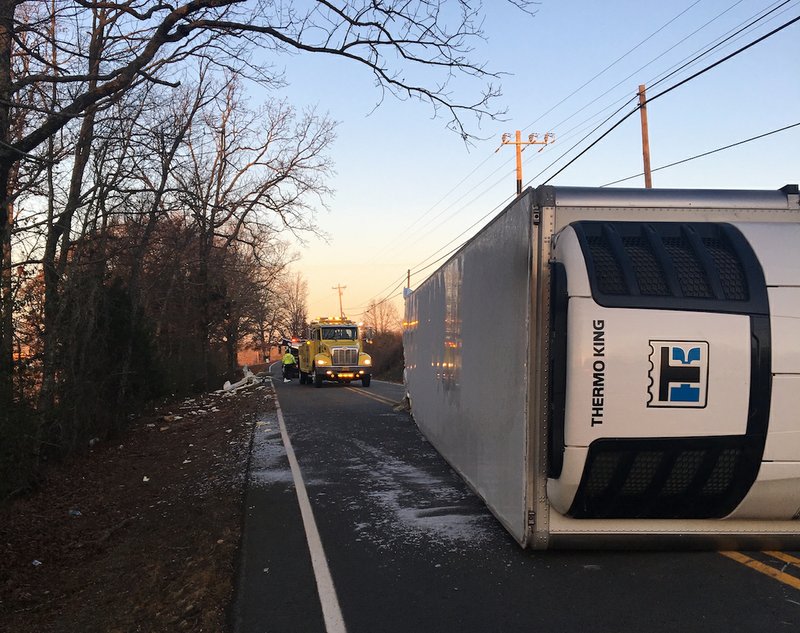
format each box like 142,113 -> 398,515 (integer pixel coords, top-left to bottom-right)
403,184 -> 800,549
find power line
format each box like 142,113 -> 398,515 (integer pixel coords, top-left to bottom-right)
354,191 -> 516,315
649,13 -> 800,102
399,8 -> 798,312
528,1 -> 795,171
354,119 -> 800,312
345,272 -> 408,313
355,168 -> 520,313
412,241 -> 471,278
523,0 -> 705,131
648,0 -> 794,91
543,0 -> 750,139
351,6 -> 800,310
358,2 -> 782,282
358,3 -> 751,273
398,121 -> 800,304
527,96 -> 639,185
346,277 -> 408,316
361,152 -> 497,268
398,160 -> 515,240
400,0 -> 792,256
537,13 -> 800,185
599,121 -> 800,187
409,193 -> 514,273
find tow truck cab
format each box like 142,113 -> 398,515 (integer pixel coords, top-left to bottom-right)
298,318 -> 373,388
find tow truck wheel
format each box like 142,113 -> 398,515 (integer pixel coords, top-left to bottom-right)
362,375 -> 371,388
314,373 -> 323,388
299,371 -> 307,385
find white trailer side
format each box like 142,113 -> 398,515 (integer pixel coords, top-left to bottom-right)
404,193 -> 534,543
404,184 -> 800,549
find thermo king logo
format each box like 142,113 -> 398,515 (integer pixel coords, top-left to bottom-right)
647,341 -> 709,408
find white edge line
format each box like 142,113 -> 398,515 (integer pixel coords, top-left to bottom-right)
274,394 -> 348,633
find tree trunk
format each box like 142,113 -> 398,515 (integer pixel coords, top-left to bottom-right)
0,1 -> 17,406
0,176 -> 12,406
38,11 -> 104,412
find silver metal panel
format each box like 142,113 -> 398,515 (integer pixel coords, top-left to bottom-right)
537,185 -> 798,211
547,511 -> 800,550
404,193 -> 533,543
527,203 -> 552,549
534,185 -> 800,234
550,206 -> 800,234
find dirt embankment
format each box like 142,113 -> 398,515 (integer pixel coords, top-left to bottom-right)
0,380 -> 272,633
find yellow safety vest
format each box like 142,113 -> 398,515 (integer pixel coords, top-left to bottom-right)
282,353 -> 295,365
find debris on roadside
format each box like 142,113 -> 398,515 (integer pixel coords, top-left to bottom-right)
222,366 -> 263,393
1,378 -> 273,633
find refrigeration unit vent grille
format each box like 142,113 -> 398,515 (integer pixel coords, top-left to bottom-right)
703,238 -> 748,301
586,236 -> 626,295
621,237 -> 669,296
572,221 -> 762,314
568,439 -> 757,519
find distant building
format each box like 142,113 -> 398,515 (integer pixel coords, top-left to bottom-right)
236,344 -> 283,367
236,348 -> 263,367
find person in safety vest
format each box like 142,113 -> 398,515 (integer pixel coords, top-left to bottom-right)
282,349 -> 296,382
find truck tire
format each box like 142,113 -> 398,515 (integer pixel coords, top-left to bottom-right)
314,373 -> 323,388
299,371 -> 307,385
362,375 -> 371,388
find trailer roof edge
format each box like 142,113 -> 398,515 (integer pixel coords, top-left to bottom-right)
533,184 -> 799,210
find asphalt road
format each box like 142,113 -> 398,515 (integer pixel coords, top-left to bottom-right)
231,365 -> 800,633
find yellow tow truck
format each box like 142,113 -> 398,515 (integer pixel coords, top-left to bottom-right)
298,317 -> 372,387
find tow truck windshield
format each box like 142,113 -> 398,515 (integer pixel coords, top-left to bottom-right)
322,326 -> 357,340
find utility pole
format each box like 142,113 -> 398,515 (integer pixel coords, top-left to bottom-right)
497,130 -> 554,195
332,284 -> 347,319
638,84 -> 653,188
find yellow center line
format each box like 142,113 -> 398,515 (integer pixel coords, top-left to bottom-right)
344,387 -> 396,406
720,551 -> 800,591
763,551 -> 800,568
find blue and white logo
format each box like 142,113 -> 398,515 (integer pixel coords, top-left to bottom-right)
647,341 -> 709,408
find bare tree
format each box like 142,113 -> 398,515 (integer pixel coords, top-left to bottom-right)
280,271 -> 308,339
362,298 -> 404,381
237,237 -> 294,364
363,299 -> 400,337
0,0 -> 537,401
171,75 -> 333,386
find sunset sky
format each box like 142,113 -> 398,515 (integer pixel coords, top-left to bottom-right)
261,0 -> 800,321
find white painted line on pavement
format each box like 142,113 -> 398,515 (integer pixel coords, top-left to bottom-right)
275,397 -> 348,633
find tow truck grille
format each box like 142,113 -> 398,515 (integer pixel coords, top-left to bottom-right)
332,347 -> 358,365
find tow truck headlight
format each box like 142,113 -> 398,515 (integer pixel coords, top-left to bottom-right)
363,357 -> 371,366
316,358 -> 328,366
